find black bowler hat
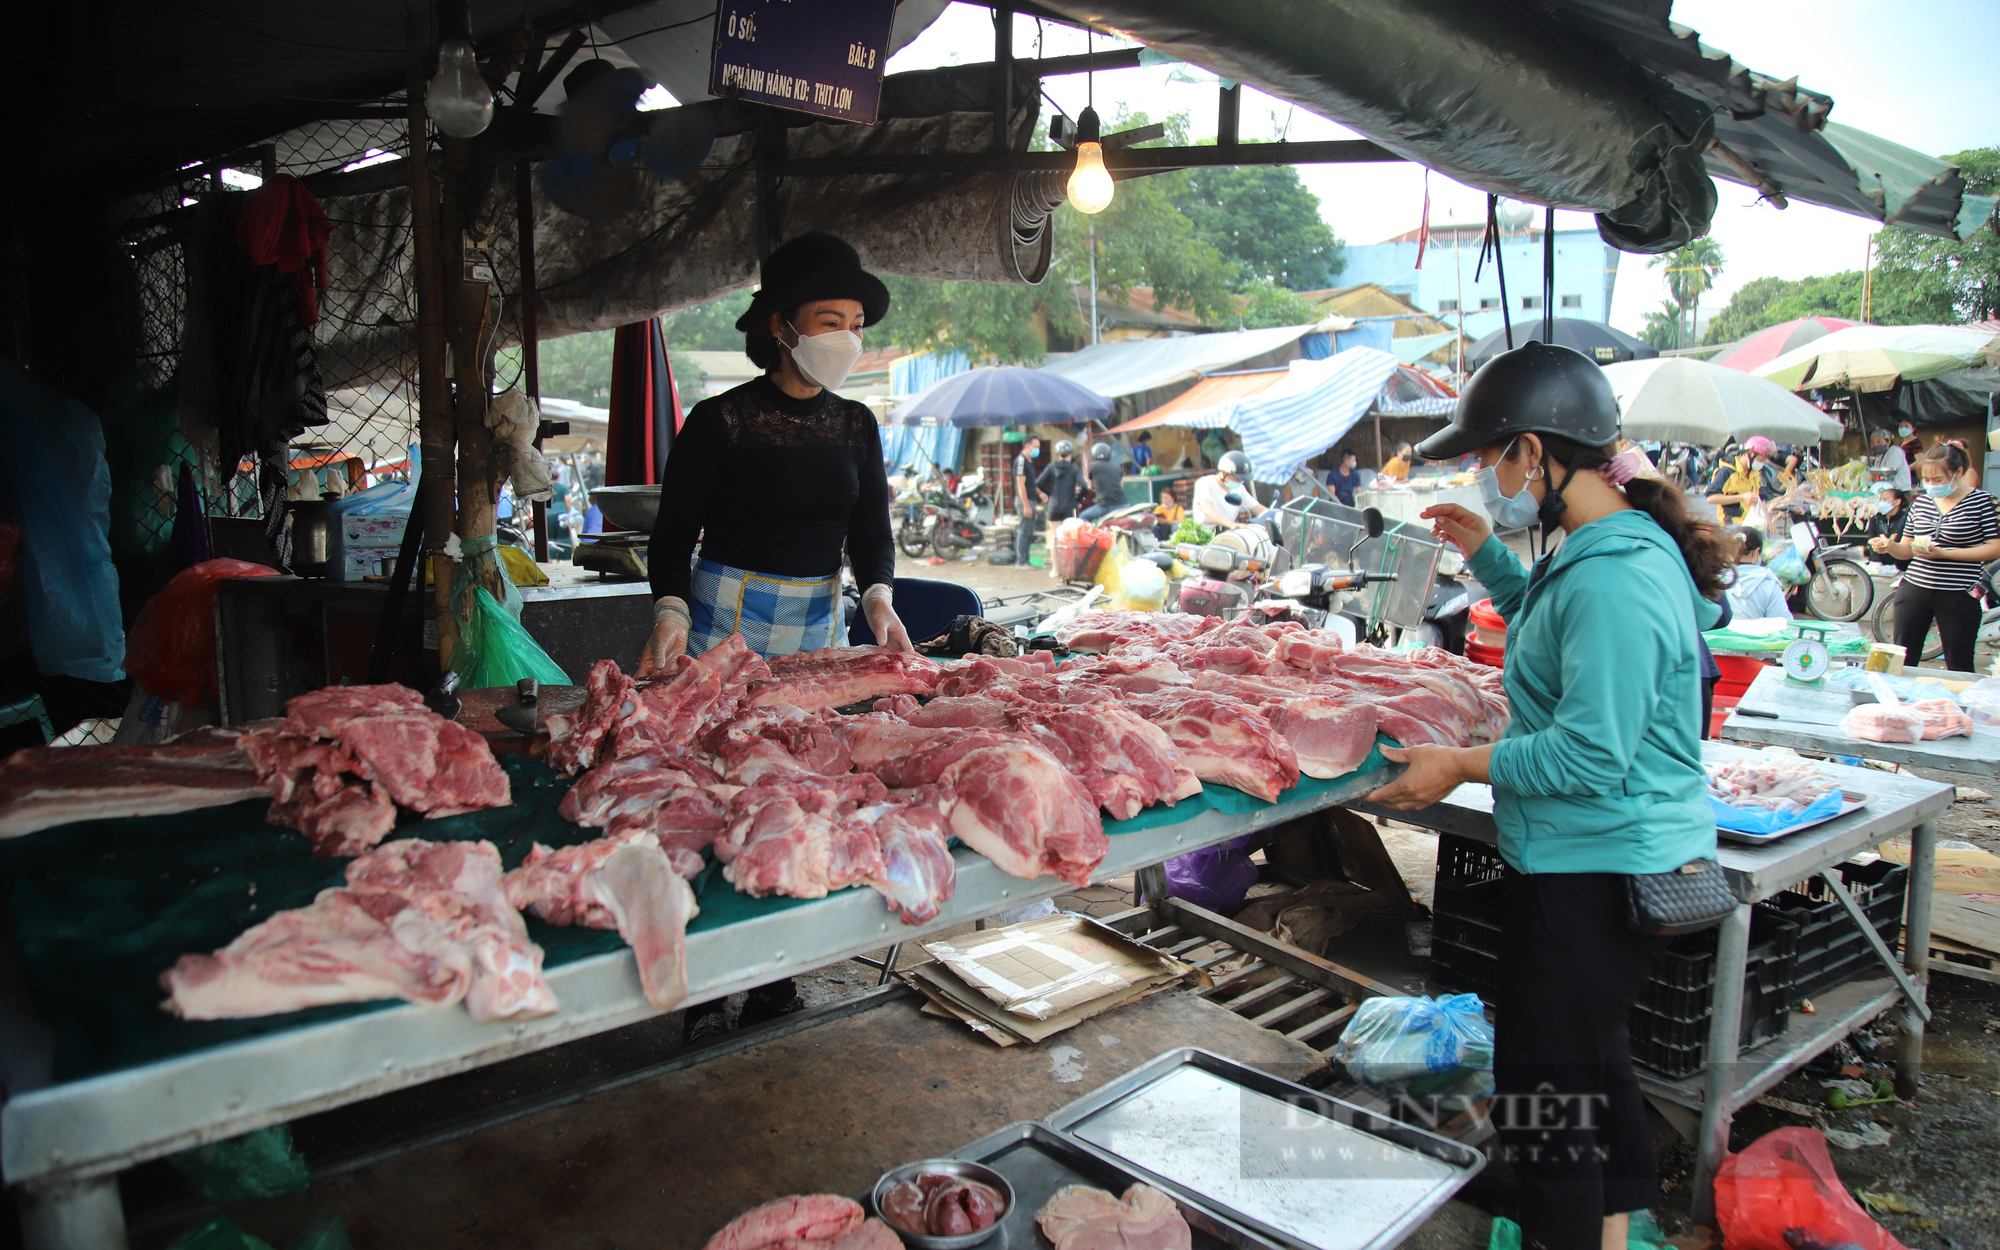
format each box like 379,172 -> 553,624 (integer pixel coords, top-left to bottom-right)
734,232 -> 891,331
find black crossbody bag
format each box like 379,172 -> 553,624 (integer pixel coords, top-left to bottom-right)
1625,857 -> 1738,936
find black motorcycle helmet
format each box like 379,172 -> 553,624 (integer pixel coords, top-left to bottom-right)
1417,341 -> 1620,461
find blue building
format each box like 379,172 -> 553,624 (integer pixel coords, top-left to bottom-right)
1335,222 -> 1621,344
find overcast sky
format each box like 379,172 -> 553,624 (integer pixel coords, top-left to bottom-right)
887,1 -> 1999,336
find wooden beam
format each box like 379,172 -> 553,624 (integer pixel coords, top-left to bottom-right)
407,2 -> 458,673
1161,898 -> 1404,1001
769,138 -> 1398,178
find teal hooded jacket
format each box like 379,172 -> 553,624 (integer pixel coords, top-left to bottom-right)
1464,510 -> 1720,875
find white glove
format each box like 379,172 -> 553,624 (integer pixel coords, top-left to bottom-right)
638,596 -> 690,677
861,583 -> 914,653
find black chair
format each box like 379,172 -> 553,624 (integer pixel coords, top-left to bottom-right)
847,576 -> 984,646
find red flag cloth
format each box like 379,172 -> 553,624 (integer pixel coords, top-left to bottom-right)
606,318 -> 681,485
1414,170 -> 1432,270
234,174 -> 332,325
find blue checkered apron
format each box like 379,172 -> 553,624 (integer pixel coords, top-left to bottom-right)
686,557 -> 842,658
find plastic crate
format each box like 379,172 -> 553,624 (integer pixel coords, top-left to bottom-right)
1427,836 -> 1801,1079
1759,860 -> 1908,1003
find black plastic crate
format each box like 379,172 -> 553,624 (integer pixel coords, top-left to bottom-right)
1427,836 -> 1800,1080
1759,860 -> 1907,1004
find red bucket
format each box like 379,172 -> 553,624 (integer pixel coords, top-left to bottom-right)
1464,639 -> 1505,668
1713,655 -> 1770,687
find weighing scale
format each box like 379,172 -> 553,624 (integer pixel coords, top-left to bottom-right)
571,531 -> 649,581
1781,621 -> 1836,685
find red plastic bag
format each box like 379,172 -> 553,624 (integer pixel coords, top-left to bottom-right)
125,558 -> 279,704
0,513 -> 19,601
1713,1128 -> 1906,1250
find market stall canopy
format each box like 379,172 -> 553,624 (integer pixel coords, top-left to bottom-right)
1710,317 -> 1860,373
1896,367 -> 2000,426
1376,364 -> 1459,416
1393,332 -> 1459,366
1754,325 -> 2000,393
1465,319 -> 1658,371
1218,349 -> 1404,484
1036,0 -> 1995,249
887,366 -> 1112,428
1111,361 -> 1454,432
1106,369 -> 1287,432
1602,357 -> 1842,445
1039,325 -> 1319,401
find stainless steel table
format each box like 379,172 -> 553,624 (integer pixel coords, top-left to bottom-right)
1721,665 -> 2000,779
3,765 -> 1398,1250
1354,741 -> 1949,1226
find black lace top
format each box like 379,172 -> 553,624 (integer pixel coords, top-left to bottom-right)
649,377 -> 893,601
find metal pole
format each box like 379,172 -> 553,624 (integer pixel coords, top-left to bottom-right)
517,159 -> 548,562
1691,902 -> 1752,1227
19,1176 -> 127,1250
1896,817 -> 1936,1099
991,7 -> 1011,152
1087,223 -> 1098,346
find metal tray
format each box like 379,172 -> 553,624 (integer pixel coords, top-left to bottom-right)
1716,790 -> 1870,845
1047,1049 -> 1485,1250
930,1120 -> 1253,1250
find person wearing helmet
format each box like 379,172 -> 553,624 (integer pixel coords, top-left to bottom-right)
1079,442 -> 1129,521
1703,433 -> 1782,525
1036,440 -> 1086,524
1193,449 -> 1268,527
1363,342 -> 1733,1250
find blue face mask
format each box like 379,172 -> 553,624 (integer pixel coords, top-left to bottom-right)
1475,441 -> 1542,530
1924,480 -> 1958,499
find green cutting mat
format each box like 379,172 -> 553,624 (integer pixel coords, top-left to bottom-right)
0,744 -> 1389,1084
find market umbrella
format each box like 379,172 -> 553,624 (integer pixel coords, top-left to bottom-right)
1754,323 -> 2000,393
1463,318 -> 1657,370
1602,357 -> 1842,445
1708,316 -> 1857,373
887,366 -> 1111,428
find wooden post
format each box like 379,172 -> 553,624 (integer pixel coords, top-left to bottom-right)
407,3 -> 459,670
517,158 -> 548,562
1372,410 -> 1384,470
439,134 -> 500,581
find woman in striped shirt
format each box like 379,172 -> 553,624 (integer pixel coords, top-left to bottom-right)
1869,440 -> 2000,672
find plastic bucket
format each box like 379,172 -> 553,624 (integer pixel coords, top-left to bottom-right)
1464,639 -> 1505,668
1713,655 -> 1770,686
1469,599 -> 1508,649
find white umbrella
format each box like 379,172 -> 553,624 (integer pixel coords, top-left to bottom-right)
1602,357 -> 1843,445
1753,323 -> 2000,393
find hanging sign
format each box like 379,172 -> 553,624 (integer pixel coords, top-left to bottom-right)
710,0 -> 898,124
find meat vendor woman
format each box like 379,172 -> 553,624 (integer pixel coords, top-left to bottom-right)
1363,343 -> 1732,1250
640,232 -> 914,675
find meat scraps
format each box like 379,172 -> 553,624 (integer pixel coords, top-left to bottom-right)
0,727 -> 270,839
1705,754 -> 1839,812
880,1174 -> 1006,1237
704,1196 -> 900,1250
1054,609 -> 1221,653
1035,1184 -> 1191,1250
164,838 -> 556,1022
505,837 -> 700,1010
243,684 -> 511,855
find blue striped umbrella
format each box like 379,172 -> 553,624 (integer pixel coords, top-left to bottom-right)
1208,349 -> 1404,483
887,366 -> 1112,428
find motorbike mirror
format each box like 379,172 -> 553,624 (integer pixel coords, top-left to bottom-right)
1362,507 -> 1385,539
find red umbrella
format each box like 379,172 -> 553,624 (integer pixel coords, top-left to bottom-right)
1710,316 -> 1858,373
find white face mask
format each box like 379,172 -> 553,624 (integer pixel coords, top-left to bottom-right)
785,321 -> 863,390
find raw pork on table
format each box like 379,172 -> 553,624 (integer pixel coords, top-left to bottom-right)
1035,1183 -> 1192,1250
0,727 -> 270,839
164,838 -> 555,1021
703,1196 -> 901,1250
503,837 -> 699,1009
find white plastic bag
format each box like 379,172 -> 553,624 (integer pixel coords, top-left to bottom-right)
1964,678 -> 2000,727
1331,993 -> 1493,1105
1840,703 -> 1925,744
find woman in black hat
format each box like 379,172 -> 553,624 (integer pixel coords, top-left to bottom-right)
641,232 -> 912,676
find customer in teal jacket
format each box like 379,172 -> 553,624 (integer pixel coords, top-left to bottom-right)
1366,343 -> 1733,1250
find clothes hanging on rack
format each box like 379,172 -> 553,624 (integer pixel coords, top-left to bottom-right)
234,174 -> 332,326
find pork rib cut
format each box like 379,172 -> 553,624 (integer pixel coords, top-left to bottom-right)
745,648 -> 942,712
0,728 -> 270,839
1054,609 -> 1220,653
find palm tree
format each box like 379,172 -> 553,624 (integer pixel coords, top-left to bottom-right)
1650,238 -> 1726,347
1640,300 -> 1685,352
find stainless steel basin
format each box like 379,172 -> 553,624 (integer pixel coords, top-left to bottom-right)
591,485 -> 661,534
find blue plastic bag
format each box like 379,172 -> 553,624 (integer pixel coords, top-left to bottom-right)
1331,993 -> 1494,1104
1164,835 -> 1259,912
0,360 -> 125,681
1708,786 -> 1845,836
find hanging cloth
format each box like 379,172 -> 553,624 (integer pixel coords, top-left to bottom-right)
234,174 -> 332,326
606,318 -> 683,485
165,463 -> 213,572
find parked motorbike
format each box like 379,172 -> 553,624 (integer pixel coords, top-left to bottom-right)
927,495 -> 986,557
1869,558 -> 2000,661
1259,507 -> 1401,628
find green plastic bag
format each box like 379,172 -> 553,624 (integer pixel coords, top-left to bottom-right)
166,1215 -> 352,1250
454,586 -> 570,689
1486,1212 -> 1662,1250
447,532 -> 568,689
167,1125 -> 309,1205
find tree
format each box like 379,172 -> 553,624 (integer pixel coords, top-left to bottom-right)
1175,166 -> 1346,290
1702,272 -> 1864,344
1650,237 -> 1724,348
1640,300 -> 1684,352
663,296 -> 744,351
495,330 -> 708,407
880,275 -> 1045,364
1872,146 -> 2000,323
1236,278 -> 1326,329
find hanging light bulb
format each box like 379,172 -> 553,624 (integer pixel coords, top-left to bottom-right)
1067,106 -> 1114,214
428,38 -> 493,137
